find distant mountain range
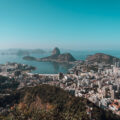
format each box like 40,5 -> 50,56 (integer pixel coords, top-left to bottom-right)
0,49 -> 46,56
23,48 -> 120,65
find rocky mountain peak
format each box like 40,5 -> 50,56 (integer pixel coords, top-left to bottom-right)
52,47 -> 60,56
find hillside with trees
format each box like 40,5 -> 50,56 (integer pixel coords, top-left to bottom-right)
0,85 -> 120,120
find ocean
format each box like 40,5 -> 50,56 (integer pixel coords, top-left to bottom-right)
0,50 -> 120,74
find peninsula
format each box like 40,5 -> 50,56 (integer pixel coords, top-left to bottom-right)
23,47 -> 76,63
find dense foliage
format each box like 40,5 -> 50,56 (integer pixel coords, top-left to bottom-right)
0,85 -> 120,120
0,76 -> 19,94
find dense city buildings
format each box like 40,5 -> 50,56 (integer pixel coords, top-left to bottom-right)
0,58 -> 120,116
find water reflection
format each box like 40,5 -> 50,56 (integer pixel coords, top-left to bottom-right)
52,62 -> 59,73
51,62 -> 73,74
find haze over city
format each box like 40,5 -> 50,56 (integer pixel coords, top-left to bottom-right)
0,0 -> 120,50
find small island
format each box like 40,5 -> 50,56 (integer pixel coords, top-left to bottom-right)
23,47 -> 76,63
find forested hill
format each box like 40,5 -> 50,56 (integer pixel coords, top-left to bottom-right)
0,85 -> 120,120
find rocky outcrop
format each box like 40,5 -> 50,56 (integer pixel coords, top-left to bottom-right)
86,53 -> 120,64
23,47 -> 76,63
52,47 -> 60,56
57,53 -> 76,62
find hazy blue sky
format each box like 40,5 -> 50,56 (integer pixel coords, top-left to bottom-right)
0,0 -> 120,50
